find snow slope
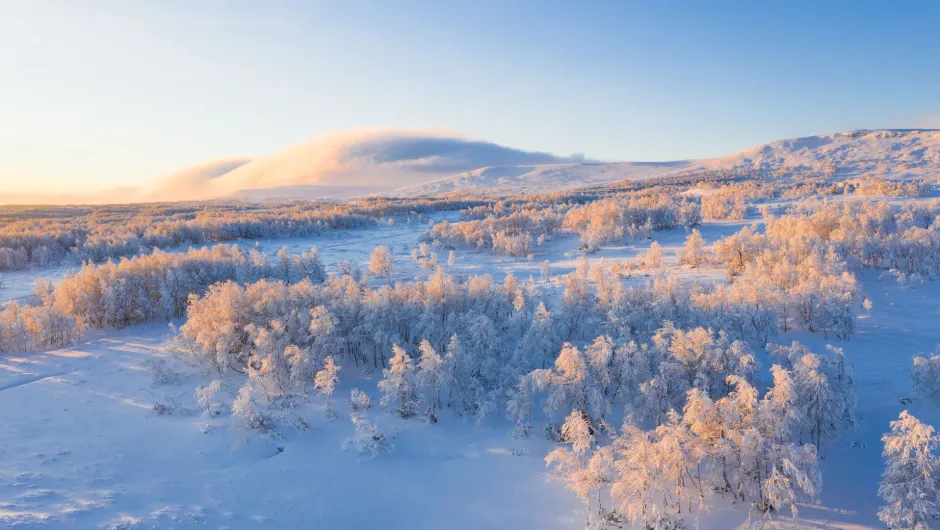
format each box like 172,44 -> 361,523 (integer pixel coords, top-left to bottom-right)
392,129 -> 940,196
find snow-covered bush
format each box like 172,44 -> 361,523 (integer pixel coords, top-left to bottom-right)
195,380 -> 224,415
232,378 -> 275,432
911,347 -> 940,398
344,416 -> 394,461
146,358 -> 178,386
347,388 -> 373,412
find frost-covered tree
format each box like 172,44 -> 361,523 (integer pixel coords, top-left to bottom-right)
678,229 -> 706,268
912,347 -> 940,398
345,416 -> 394,461
378,344 -> 418,418
314,356 -> 341,417
540,343 -> 598,421
415,340 -> 447,417
285,345 -> 315,393
369,246 -> 393,283
878,411 -> 940,529
546,410 -> 605,526
772,342 -> 857,449
514,302 -> 559,369
232,375 -> 273,432
347,388 -> 373,412
611,423 -> 661,529
195,379 -> 223,415
645,241 -> 664,269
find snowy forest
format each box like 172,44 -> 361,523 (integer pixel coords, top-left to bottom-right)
3,168 -> 940,529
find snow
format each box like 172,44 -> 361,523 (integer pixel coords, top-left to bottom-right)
0,326 -> 577,529
394,129 -> 940,197
4,193 -> 940,528
7,128 -> 936,206
4,244 -> 934,528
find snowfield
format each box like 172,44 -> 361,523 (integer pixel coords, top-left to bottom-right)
0,326 -> 577,529
3,140 -> 940,529
1,211 -> 938,529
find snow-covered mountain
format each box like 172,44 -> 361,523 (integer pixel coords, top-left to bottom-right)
9,128 -> 934,205
164,129 -> 575,201
391,129 -> 940,196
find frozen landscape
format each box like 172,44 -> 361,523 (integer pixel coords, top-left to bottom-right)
2,127 -> 940,529
5,3 -> 940,528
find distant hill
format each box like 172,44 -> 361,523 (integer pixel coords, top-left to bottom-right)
391,129 -> 940,196
5,129 -> 937,205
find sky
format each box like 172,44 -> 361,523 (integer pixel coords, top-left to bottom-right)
1,0 -> 939,195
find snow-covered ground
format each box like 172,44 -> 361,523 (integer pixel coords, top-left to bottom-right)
0,325 -> 577,529
2,208 -> 939,529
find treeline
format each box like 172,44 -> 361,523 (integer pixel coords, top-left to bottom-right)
0,196 -> 488,271
0,244 -> 326,352
423,192 -> 701,256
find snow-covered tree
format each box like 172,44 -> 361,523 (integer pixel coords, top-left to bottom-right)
678,229 -> 706,268
645,241 -> 664,269
232,376 -> 273,432
314,356 -> 341,417
194,379 -> 223,415
378,344 -> 418,418
546,410 -> 604,526
611,423 -> 661,529
878,411 -> 940,529
347,388 -> 373,412
369,246 -> 393,283
912,347 -> 940,398
345,416 -> 394,461
415,340 -> 447,418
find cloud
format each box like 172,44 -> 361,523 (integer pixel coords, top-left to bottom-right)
205,128 -> 574,196
146,157 -> 253,201
341,134 -> 566,173
0,129 -> 576,204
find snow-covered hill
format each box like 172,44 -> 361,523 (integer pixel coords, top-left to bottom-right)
391,129 -> 940,196
8,128 -> 935,205
201,129 -> 573,199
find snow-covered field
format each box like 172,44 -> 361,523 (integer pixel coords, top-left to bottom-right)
2,203 -> 939,529
0,325 -> 577,529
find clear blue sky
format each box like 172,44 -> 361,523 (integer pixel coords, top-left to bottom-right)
1,0 -> 938,194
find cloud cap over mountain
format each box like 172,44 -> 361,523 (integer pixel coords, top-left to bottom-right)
201,129 -> 574,197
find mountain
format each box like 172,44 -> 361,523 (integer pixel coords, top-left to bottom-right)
198,129 -> 574,200
6,128 -> 937,205
391,129 -> 940,196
